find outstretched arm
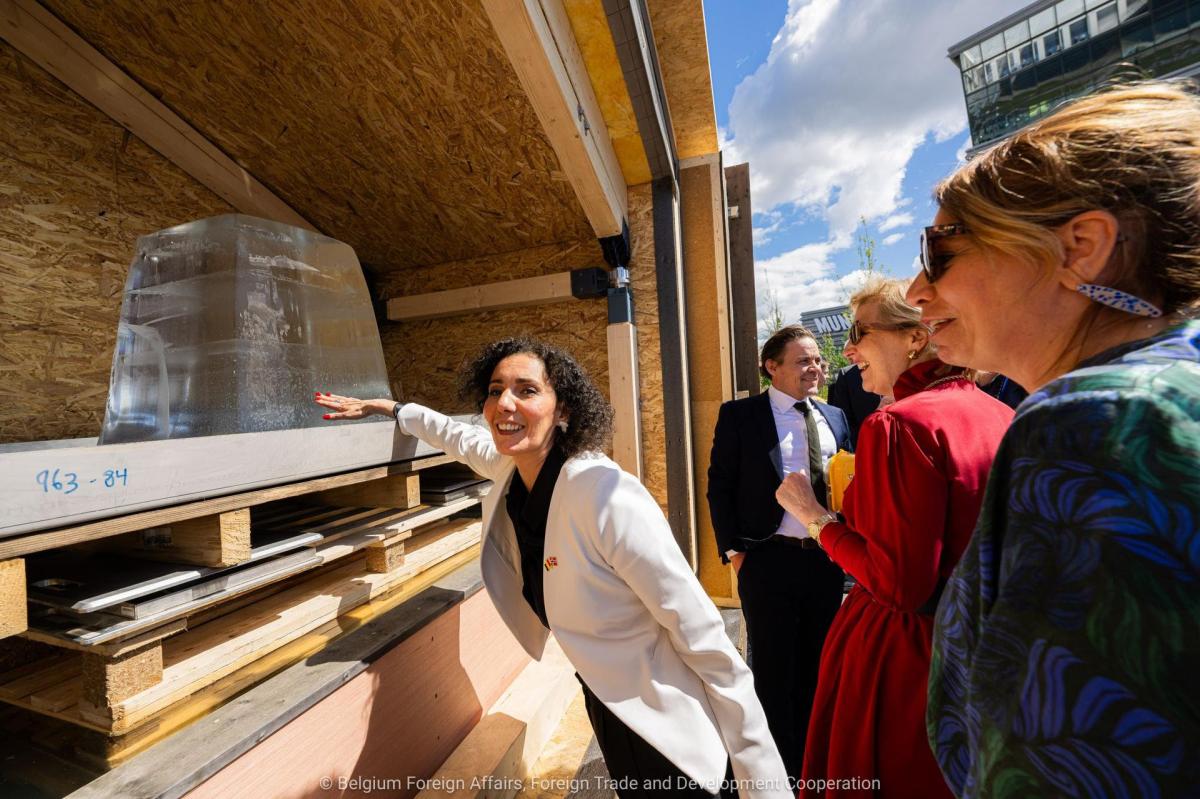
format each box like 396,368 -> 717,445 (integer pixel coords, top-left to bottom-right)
314,393 -> 506,481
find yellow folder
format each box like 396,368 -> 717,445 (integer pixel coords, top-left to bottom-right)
827,450 -> 856,513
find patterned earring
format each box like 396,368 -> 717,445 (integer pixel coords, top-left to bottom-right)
1075,284 -> 1163,318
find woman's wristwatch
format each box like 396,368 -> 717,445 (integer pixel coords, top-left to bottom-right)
806,512 -> 838,544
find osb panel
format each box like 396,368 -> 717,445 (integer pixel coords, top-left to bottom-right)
627,183 -> 668,513
42,0 -> 594,273
0,43 -> 233,445
680,161 -> 731,596
378,239 -> 611,422
647,0 -> 719,159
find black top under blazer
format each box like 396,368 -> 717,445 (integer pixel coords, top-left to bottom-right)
707,391 -> 853,562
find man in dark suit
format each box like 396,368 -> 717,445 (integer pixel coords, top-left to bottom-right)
707,325 -> 852,785
827,362 -> 881,449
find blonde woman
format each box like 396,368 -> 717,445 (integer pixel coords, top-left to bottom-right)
907,82 -> 1200,797
775,278 -> 1012,797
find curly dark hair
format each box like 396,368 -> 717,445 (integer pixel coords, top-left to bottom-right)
459,337 -> 613,458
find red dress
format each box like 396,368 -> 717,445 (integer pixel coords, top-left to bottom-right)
800,360 -> 1013,798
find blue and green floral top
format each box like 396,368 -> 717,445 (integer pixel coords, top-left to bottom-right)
927,321 -> 1200,798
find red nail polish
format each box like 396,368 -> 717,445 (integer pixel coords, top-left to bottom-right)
323,414 -> 331,419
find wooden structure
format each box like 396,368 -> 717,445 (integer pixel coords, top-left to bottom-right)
0,0 -> 759,793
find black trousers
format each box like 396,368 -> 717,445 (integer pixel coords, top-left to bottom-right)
579,678 -> 735,798
736,539 -> 844,784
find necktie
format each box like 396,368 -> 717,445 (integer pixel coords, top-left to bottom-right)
795,400 -> 827,505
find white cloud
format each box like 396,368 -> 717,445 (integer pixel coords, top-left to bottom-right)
724,0 -> 1030,329
882,232 -> 904,246
725,0 -> 1028,239
878,212 -> 913,233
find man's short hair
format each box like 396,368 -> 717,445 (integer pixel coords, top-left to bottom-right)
760,325 -> 818,380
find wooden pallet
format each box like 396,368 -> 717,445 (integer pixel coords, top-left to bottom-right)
0,518 -> 483,739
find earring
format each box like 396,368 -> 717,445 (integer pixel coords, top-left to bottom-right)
1076,283 -> 1163,318
557,419 -> 568,432
907,350 -> 918,361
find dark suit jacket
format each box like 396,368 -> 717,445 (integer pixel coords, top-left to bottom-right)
707,392 -> 852,562
826,364 -> 880,449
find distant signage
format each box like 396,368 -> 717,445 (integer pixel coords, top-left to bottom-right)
800,304 -> 851,352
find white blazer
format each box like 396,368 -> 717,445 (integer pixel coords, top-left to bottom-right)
396,404 -> 790,797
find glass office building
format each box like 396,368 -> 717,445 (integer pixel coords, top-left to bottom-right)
950,0 -> 1200,151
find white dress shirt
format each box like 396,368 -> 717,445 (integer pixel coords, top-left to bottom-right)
767,385 -> 837,540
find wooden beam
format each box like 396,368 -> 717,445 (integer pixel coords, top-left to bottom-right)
109,510 -> 252,568
387,271 -> 576,322
482,0 -> 627,237
606,321 -> 643,479
0,559 -> 27,640
0,0 -> 312,229
313,473 -> 420,510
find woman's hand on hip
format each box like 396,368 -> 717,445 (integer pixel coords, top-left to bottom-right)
314,392 -> 397,421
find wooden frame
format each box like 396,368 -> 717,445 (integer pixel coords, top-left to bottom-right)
606,321 -> 643,478
0,0 -> 312,229
387,272 -> 577,322
482,0 -> 627,237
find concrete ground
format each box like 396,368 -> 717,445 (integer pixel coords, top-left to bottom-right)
516,608 -> 746,799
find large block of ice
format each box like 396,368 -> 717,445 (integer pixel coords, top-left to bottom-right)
100,215 -> 392,444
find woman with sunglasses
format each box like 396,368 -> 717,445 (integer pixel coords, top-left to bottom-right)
907,82 -> 1200,797
775,278 -> 1012,797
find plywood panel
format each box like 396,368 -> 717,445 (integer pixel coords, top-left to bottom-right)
182,589 -> 530,799
646,0 -> 719,159
42,0 -> 594,273
0,41 -> 233,445
378,238 -> 611,416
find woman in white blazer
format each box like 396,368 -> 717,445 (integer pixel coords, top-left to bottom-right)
316,337 -> 789,798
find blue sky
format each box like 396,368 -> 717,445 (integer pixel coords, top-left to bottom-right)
701,0 -> 1030,326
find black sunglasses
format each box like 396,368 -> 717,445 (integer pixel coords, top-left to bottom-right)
919,223 -> 969,283
847,320 -> 913,345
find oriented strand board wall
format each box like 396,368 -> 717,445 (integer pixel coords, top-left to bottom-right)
376,239 -> 611,418
0,43 -> 233,445
627,183 -> 669,513
42,0 -> 594,272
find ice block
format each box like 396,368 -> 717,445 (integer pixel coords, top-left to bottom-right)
99,214 -> 392,443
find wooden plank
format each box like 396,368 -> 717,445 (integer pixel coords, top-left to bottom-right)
314,473 -> 420,510
110,510 -> 251,567
82,521 -> 483,733
481,0 -> 627,237
0,432 -> 448,558
645,0 -> 720,159
23,618 -> 187,657
0,0 -> 312,229
0,653 -> 77,701
606,322 -> 643,478
0,558 -> 27,639
388,271 -> 578,322
27,674 -> 79,712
